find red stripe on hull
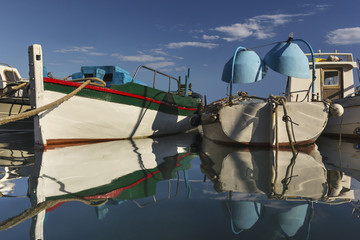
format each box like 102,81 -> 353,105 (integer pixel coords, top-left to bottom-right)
46,170 -> 162,212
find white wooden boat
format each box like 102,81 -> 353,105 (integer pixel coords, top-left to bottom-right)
201,97 -> 330,147
28,44 -> 202,149
201,37 -> 340,147
286,52 -> 360,138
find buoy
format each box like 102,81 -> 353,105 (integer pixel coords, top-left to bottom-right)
329,103 -> 344,117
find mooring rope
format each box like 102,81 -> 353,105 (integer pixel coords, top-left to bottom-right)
279,98 -> 297,156
0,80 -> 91,126
0,197 -> 108,231
69,77 -> 106,87
269,95 -> 297,155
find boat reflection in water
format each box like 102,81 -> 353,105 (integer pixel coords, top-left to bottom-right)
200,137 -> 355,239
317,136 -> 360,183
0,132 -> 199,239
0,131 -> 34,198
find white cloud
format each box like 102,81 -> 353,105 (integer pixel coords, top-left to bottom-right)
54,46 -> 106,56
166,41 -> 219,49
170,24 -> 185,31
299,3 -> 331,11
111,53 -> 165,62
202,34 -> 220,40
173,55 -> 184,60
315,4 -> 331,11
174,66 -> 188,72
146,61 -> 175,69
213,13 -> 312,41
214,23 -> 259,41
189,29 -> 205,34
326,27 -> 360,45
148,48 -> 168,56
54,46 -> 95,53
87,52 -> 107,56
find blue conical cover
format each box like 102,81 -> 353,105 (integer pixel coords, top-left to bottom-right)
275,204 -> 308,237
232,201 -> 262,230
222,50 -> 267,84
264,42 -> 310,79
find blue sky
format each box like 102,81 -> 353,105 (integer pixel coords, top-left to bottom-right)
1,0 -> 360,102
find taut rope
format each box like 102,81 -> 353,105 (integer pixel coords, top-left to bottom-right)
0,80 -> 91,126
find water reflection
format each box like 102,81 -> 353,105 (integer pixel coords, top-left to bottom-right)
200,137 -> 356,239
318,136 -> 360,182
0,132 -> 199,239
1,132 -> 360,240
0,132 -> 34,197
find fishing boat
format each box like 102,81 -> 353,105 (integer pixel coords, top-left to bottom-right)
201,36 -> 342,147
0,64 -> 32,131
28,44 -> 202,149
286,52 -> 360,138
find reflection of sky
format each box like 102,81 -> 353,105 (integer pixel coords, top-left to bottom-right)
324,76 -> 339,85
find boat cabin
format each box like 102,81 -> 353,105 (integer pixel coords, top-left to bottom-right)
71,65 -> 146,87
285,52 -> 358,102
0,64 -> 23,89
0,64 -> 29,99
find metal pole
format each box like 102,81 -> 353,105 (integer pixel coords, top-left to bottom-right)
293,38 -> 316,100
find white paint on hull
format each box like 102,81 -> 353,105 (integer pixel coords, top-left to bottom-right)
36,90 -> 192,146
324,96 -> 360,137
202,101 -> 328,146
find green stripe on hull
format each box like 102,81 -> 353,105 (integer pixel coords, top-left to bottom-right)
44,82 -> 200,116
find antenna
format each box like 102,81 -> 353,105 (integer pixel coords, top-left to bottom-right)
357,58 -> 360,84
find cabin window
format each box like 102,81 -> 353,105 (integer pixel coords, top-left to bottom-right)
324,71 -> 339,86
103,73 -> 113,82
4,70 -> 20,83
321,69 -> 343,100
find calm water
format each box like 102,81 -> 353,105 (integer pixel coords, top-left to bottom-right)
0,130 -> 359,240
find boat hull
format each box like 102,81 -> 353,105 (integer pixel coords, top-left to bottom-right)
323,95 -> 360,138
202,101 -> 329,147
35,88 -> 198,148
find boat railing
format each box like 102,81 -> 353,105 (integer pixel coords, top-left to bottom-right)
0,63 -> 12,67
131,65 -> 180,93
305,52 -> 354,62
